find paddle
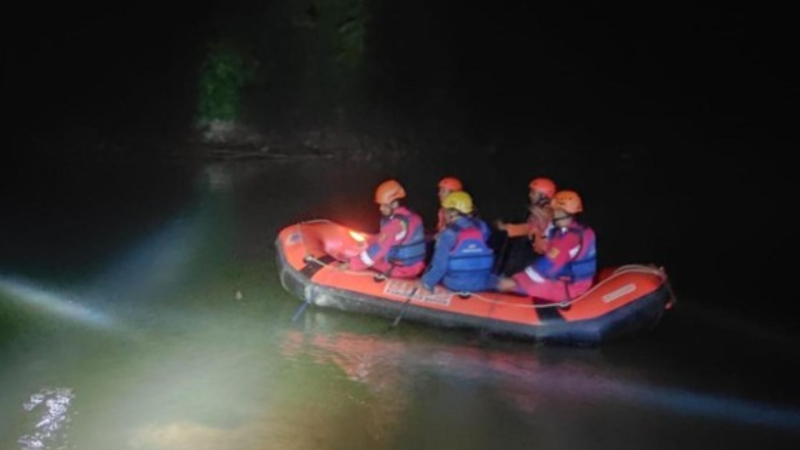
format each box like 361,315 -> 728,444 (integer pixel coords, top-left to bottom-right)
291,298 -> 312,323
391,286 -> 419,328
492,231 -> 510,275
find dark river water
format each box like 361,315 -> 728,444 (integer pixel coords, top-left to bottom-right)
2,153 -> 798,450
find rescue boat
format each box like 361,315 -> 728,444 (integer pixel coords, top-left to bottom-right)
275,220 -> 676,345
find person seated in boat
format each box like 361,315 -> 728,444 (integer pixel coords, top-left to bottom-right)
339,179 -> 427,278
494,177 -> 557,275
421,191 -> 495,293
496,190 -> 596,303
425,176 -> 464,262
435,176 -> 463,235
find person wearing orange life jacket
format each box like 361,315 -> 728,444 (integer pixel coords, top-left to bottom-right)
421,191 -> 495,293
436,176 -> 463,233
495,177 -> 556,254
493,177 -> 556,276
496,190 -> 596,303
342,179 -> 427,278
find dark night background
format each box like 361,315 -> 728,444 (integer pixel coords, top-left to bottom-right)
4,2 -> 798,331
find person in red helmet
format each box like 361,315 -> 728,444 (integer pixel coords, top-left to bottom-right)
342,179 -> 427,278
494,177 -> 557,275
496,190 -> 597,303
436,177 -> 463,233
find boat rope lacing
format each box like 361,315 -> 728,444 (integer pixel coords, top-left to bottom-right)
292,221 -> 675,308
469,264 -> 669,309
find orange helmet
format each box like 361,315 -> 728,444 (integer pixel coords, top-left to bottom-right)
528,177 -> 556,198
551,190 -> 583,214
438,177 -> 463,191
375,179 -> 406,204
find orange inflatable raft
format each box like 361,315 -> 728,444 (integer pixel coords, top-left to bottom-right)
275,220 -> 676,344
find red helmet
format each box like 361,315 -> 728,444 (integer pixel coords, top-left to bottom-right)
528,178 -> 556,198
375,179 -> 406,204
438,177 -> 463,191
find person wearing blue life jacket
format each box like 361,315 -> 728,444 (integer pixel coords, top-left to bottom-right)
496,190 -> 597,302
341,179 -> 427,278
421,191 -> 495,293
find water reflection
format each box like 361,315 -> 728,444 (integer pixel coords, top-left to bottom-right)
279,329 -> 411,443
279,328 -> 800,432
18,387 -> 75,450
129,421 -> 263,450
1,162 -> 230,335
0,276 -> 115,331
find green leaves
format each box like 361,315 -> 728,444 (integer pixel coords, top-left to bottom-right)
197,41 -> 257,124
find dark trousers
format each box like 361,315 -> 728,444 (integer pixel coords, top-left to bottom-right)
491,235 -> 537,277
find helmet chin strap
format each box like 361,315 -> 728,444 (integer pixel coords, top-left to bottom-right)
553,214 -> 573,224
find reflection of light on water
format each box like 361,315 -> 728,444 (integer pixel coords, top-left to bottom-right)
130,421 -> 259,450
440,351 -> 800,431
281,330 -> 800,432
200,162 -> 262,194
0,275 -> 115,330
83,162 -> 230,309
2,183 -> 210,331
279,330 -> 410,441
18,387 -> 75,450
462,357 -> 800,432
561,374 -> 800,431
85,214 -> 199,303
202,164 -> 233,193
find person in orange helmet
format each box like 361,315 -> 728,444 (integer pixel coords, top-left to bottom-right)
342,179 -> 427,278
436,177 -> 463,233
494,177 -> 557,275
497,190 -> 597,303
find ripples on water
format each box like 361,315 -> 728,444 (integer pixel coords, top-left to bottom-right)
18,387 -> 76,450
